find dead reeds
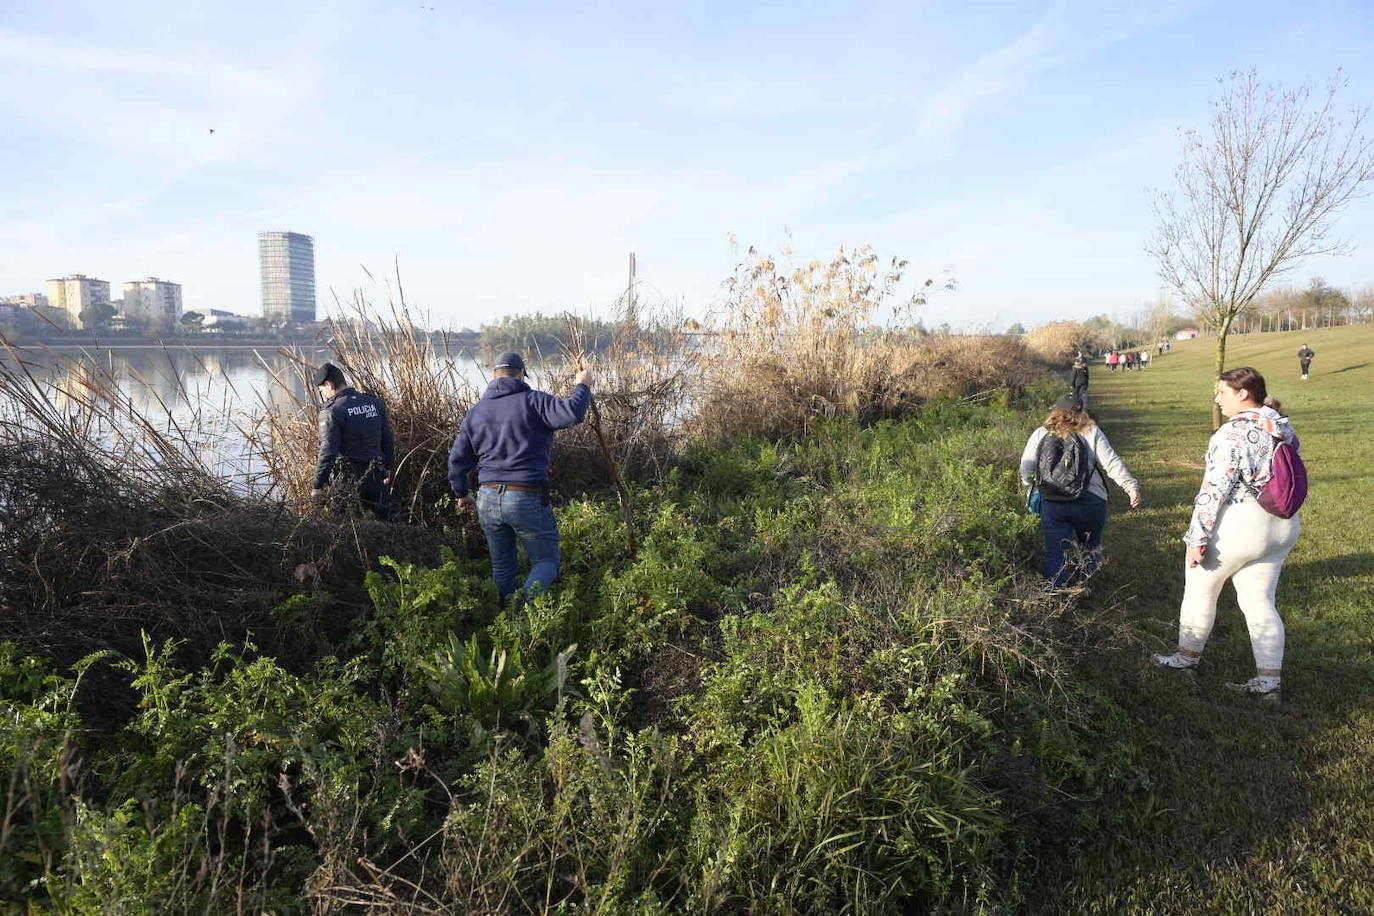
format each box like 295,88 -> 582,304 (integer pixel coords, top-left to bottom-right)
690,244 -> 1032,442
247,287 -> 480,526
0,341 -> 442,674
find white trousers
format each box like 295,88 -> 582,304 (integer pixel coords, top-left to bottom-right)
1177,500 -> 1300,671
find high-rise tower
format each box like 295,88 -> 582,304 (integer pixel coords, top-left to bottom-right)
258,231 -> 316,324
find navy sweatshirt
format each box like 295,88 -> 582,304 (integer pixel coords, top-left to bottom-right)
447,377 -> 591,496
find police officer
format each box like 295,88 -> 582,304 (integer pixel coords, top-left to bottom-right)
311,362 -> 396,520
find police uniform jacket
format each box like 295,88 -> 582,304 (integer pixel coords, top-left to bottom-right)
315,387 -> 396,488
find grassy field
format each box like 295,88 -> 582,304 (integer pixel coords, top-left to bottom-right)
1030,324 -> 1374,914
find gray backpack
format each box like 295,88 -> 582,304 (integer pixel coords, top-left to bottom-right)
1036,433 -> 1095,502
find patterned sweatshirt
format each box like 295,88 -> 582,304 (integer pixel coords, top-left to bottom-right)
1184,408 -> 1300,547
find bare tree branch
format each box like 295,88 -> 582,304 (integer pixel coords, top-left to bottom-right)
1146,69 -> 1374,424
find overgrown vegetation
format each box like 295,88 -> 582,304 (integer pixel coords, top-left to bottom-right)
0,245 -> 1150,912
2,401 -> 1145,912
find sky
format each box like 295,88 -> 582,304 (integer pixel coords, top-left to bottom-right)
3,0 -> 1374,331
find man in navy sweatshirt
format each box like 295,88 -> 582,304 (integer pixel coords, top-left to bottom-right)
447,351 -> 593,603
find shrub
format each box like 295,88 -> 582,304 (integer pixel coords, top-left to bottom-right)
691,245 -> 1044,444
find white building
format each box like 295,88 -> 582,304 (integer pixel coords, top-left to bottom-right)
122,278 -> 183,333
46,275 -> 112,328
183,308 -> 246,329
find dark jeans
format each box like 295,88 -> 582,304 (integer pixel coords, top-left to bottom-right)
1073,384 -> 1088,407
476,486 -> 560,603
1040,493 -> 1107,587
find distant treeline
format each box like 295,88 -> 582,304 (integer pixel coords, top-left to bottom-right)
478,311 -> 619,359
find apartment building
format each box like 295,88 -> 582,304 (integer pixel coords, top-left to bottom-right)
122,277 -> 184,333
46,274 -> 112,328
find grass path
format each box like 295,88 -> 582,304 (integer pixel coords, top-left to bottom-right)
1031,324 -> 1374,914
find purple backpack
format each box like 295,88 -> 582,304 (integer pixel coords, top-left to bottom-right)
1257,433 -> 1307,519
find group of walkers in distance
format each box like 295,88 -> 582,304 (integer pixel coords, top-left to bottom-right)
1023,355 -> 1307,701
1105,348 -> 1153,371
309,341 -> 1309,704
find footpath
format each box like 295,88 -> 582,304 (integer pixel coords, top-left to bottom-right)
1029,325 -> 1374,914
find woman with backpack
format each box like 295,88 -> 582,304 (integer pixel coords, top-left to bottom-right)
1151,367 -> 1303,698
1020,394 -> 1142,589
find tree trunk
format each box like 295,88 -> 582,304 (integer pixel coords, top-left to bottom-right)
1212,319 -> 1230,429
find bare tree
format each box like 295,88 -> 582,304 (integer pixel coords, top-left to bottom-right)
1148,69 -> 1374,425
1140,296 -> 1184,343
1353,282 -> 1374,324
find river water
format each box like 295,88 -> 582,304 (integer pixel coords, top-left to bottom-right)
0,344 -> 490,483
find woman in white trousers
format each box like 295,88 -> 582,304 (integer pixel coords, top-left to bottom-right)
1151,367 -> 1301,697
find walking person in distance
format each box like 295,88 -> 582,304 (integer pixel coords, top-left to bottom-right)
1151,367 -> 1304,698
311,362 -> 396,520
1297,343 -> 1316,380
1020,394 -> 1141,590
448,352 -> 594,605
1071,358 -> 1090,407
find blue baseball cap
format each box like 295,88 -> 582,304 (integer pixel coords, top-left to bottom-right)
494,351 -> 526,372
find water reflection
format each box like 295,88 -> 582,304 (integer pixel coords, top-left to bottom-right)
1,345 -> 486,485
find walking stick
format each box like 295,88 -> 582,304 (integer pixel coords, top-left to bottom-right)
589,395 -> 638,555
561,321 -> 638,555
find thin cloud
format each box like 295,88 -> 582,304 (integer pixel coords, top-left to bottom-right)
0,28 -> 283,92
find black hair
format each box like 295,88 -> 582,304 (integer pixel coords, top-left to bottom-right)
1218,366 -> 1267,404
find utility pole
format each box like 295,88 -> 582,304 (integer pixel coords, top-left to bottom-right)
626,252 -> 637,330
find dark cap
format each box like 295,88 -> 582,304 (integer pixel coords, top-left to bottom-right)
313,362 -> 345,387
493,351 -> 525,373
1054,393 -> 1082,411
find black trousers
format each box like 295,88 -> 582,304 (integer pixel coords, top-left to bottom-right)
332,462 -> 394,521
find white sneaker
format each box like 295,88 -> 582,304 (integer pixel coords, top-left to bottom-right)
1150,651 -> 1200,669
1226,675 -> 1281,697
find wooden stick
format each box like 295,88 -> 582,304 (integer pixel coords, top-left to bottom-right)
561,317 -> 638,555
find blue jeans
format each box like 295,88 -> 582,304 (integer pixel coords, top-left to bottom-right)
1040,493 -> 1107,587
476,486 -> 561,603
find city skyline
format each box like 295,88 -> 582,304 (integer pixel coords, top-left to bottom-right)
2,2 -> 1373,331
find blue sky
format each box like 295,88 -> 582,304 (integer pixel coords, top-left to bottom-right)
3,0 -> 1373,330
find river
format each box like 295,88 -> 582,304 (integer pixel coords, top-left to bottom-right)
0,344 -> 490,483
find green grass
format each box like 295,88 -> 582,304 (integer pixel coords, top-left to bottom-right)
1029,324 -> 1374,914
